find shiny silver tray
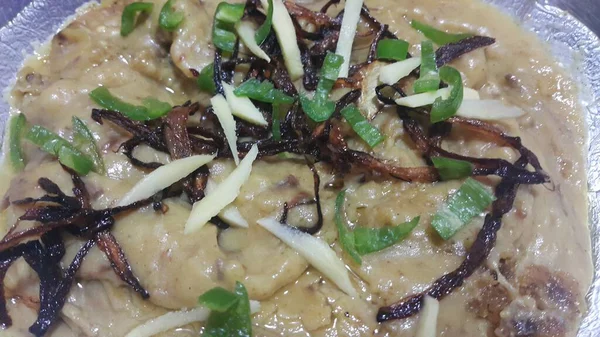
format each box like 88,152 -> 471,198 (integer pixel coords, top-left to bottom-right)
0,0 -> 598,336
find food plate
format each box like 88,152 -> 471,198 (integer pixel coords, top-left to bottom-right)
0,0 -> 598,336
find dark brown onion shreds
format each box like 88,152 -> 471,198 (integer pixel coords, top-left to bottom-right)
435,36 -> 496,67
377,157 -> 527,322
95,231 -> 149,298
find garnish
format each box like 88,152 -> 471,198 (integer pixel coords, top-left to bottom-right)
9,113 -> 27,172
124,302 -> 261,337
456,100 -> 525,120
89,87 -> 171,121
334,190 -> 362,264
300,52 -> 344,122
257,216 -> 358,297
254,0 -> 274,45
340,104 -> 384,148
201,282 -> 253,337
413,40 -> 440,94
261,0 -> 304,80
233,79 -> 294,104
121,2 -> 154,37
431,157 -> 473,181
159,0 -> 184,31
118,155 -> 215,206
210,94 -> 240,165
394,86 -> 479,108
222,82 -> 268,126
334,0 -> 364,77
379,57 -> 421,85
410,20 -> 473,45
198,287 -> 241,312
198,63 -> 217,94
415,296 -> 439,337
26,125 -> 94,175
72,117 -> 106,175
236,21 -> 271,62
271,103 -> 285,141
430,66 -> 464,123
334,190 -> 419,263
213,2 -> 245,52
185,145 -> 258,234
376,39 -> 409,61
431,178 -> 495,240
353,217 -> 419,255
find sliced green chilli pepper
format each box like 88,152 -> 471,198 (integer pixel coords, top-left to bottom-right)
159,0 -> 184,31
72,117 -> 106,175
300,52 -> 344,122
334,190 -> 362,264
234,78 -> 294,104
410,20 -> 473,45
202,282 -> 252,337
89,87 -> 172,121
9,113 -> 27,172
121,2 -> 154,37
376,39 -> 409,61
413,40 -> 440,94
254,0 -> 273,45
26,125 -> 94,175
353,217 -> 420,255
340,104 -> 384,148
198,63 -> 217,94
212,2 -> 245,52
431,157 -> 472,181
430,66 -> 464,123
431,178 -> 495,240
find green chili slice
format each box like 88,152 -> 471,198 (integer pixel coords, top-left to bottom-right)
159,0 -> 184,31
340,104 -> 384,148
26,125 -> 94,175
353,217 -> 419,255
72,117 -> 106,175
431,157 -> 472,181
233,78 -> 294,104
9,113 -> 27,172
121,2 -> 154,37
212,2 -> 245,52
334,190 -> 362,265
89,87 -> 171,121
254,0 -> 273,45
410,20 -> 473,45
430,66 -> 464,123
300,52 -> 344,122
198,287 -> 240,313
197,63 -> 217,94
202,282 -> 252,337
431,178 -> 495,240
376,39 -> 409,61
413,40 -> 440,94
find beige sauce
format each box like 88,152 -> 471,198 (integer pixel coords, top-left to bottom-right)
0,0 -> 592,336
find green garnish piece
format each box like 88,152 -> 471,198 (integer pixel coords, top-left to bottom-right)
376,39 -> 409,61
340,104 -> 384,148
72,117 -> 106,175
254,0 -> 273,45
26,125 -> 94,175
9,113 -> 27,172
410,20 -> 473,45
201,282 -> 252,337
212,2 -> 245,52
198,287 -> 240,312
334,190 -> 362,265
121,2 -> 154,37
413,40 -> 440,94
198,63 -> 217,94
89,86 -> 172,121
159,0 -> 184,31
430,66 -> 464,123
300,52 -> 344,122
431,178 -> 495,240
233,79 -> 294,104
431,157 -> 472,181
353,217 -> 420,255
